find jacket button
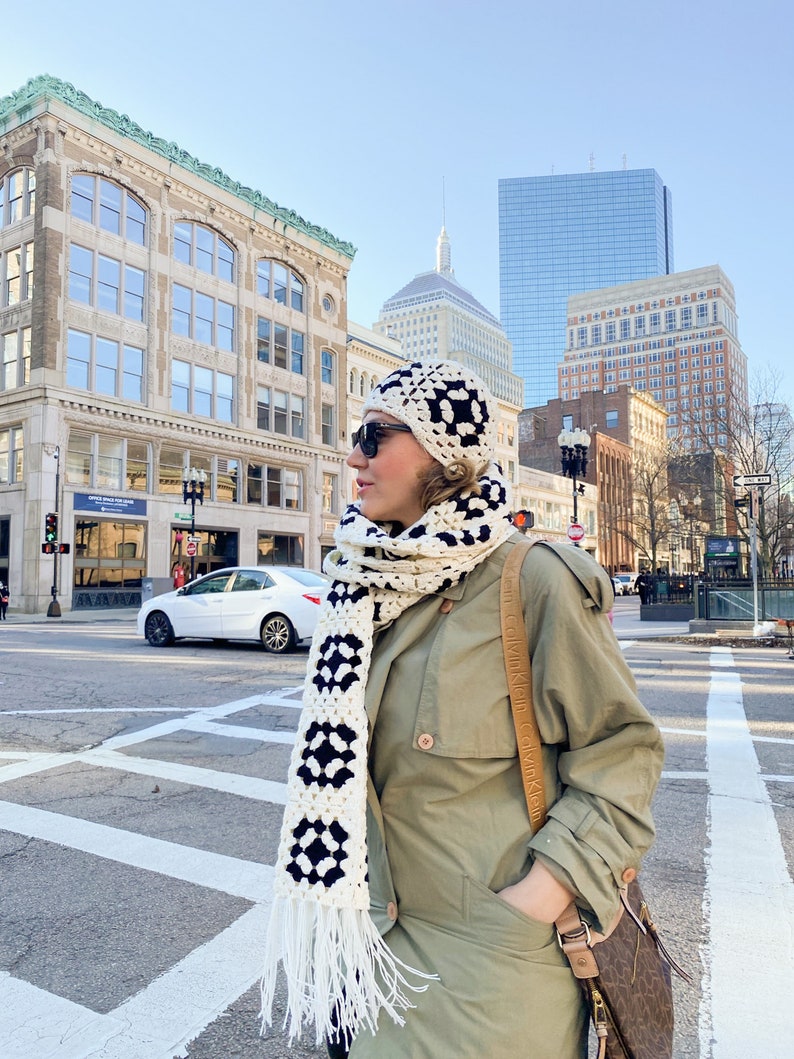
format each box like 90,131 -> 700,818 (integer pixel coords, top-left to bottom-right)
417,733 -> 434,750
386,901 -> 398,921
438,598 -> 454,614
622,868 -> 637,884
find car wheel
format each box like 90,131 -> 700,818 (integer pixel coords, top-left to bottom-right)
261,613 -> 295,653
144,611 -> 175,647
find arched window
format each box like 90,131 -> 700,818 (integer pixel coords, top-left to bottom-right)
0,168 -> 36,228
174,221 -> 234,282
70,174 -> 146,244
257,259 -> 305,312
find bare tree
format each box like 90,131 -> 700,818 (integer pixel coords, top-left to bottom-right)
688,368 -> 794,576
617,439 -> 685,573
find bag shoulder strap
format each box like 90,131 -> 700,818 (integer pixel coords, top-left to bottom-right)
499,539 -> 547,834
500,539 -> 588,965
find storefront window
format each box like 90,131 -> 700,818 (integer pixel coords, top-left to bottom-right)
73,519 -> 146,588
257,532 -> 304,566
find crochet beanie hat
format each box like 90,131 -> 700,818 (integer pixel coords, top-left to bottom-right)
361,359 -> 498,469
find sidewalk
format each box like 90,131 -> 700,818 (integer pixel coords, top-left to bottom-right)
2,607 -> 137,625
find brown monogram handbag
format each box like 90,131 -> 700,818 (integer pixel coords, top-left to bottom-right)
500,541 -> 691,1059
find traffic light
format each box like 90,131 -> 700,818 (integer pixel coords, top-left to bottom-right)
44,512 -> 58,544
512,509 -> 535,531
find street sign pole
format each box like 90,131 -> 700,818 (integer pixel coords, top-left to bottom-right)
750,488 -> 760,635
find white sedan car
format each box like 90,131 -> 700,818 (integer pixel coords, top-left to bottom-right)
137,566 -> 330,653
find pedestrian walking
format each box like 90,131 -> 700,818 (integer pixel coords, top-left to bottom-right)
0,583 -> 8,620
260,360 -> 664,1059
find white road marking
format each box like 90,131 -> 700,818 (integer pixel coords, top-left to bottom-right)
0,689 -> 293,1057
699,647 -> 794,1058
0,801 -> 273,902
0,972 -> 123,1059
183,717 -> 296,743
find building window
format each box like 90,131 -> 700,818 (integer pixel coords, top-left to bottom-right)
605,322 -> 616,342
620,319 -> 631,340
172,284 -> 234,351
1,241 -> 34,306
1,327 -> 31,391
257,532 -> 304,566
322,403 -> 334,445
73,518 -> 146,589
0,168 -> 36,228
291,394 -> 305,438
68,244 -> 145,321
322,472 -> 338,514
291,330 -> 305,374
665,309 -> 677,331
257,386 -> 271,430
321,349 -> 334,384
70,174 -> 146,244
171,359 -> 233,422
0,426 -> 23,484
174,222 -> 234,281
257,317 -> 271,362
634,316 -> 646,337
67,329 -> 144,402
66,432 -> 150,492
605,410 -> 619,428
649,313 -> 660,335
257,260 -> 305,311
266,466 -> 303,509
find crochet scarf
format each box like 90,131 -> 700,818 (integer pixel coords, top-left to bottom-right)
260,463 -> 514,1045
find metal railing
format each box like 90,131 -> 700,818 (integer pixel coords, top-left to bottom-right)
642,576 -> 794,621
695,580 -> 794,621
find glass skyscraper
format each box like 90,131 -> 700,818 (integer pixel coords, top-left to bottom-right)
498,169 -> 673,407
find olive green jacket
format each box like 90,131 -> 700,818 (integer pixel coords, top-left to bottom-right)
351,536 -> 664,1058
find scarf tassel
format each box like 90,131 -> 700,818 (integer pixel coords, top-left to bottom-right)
260,894 -> 435,1046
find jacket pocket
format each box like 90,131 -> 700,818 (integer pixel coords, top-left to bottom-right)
462,875 -> 563,963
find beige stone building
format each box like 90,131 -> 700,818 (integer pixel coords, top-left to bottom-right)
0,76 -> 355,612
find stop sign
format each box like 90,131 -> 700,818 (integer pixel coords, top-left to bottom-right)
566,522 -> 585,543
185,540 -> 198,557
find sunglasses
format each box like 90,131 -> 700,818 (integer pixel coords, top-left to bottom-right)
351,421 -> 413,458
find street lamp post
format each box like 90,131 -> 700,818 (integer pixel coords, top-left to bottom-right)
680,494 -> 702,574
47,446 -> 61,618
182,466 -> 206,582
557,428 -> 590,545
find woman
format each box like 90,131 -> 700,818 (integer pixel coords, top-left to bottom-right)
261,361 -> 664,1058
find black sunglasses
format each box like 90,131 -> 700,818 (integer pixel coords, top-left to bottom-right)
351,421 -> 413,458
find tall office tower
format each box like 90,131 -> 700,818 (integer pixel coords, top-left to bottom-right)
373,226 -> 524,484
498,168 -> 674,408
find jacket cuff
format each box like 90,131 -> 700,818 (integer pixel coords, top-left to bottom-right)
527,800 -> 642,930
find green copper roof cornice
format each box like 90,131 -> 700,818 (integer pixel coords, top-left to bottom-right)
0,75 -> 356,260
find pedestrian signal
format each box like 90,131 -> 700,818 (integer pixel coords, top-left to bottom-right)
44,512 -> 59,544
512,509 -> 534,531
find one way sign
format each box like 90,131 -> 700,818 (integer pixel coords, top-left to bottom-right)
733,473 -> 772,488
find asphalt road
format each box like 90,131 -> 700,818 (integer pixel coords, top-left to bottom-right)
0,607 -> 792,1057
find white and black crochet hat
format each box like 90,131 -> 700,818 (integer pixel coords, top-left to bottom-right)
362,359 -> 498,469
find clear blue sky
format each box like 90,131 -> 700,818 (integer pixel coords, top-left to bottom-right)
4,0 -> 792,403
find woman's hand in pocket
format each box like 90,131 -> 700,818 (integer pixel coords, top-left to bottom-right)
497,860 -> 575,924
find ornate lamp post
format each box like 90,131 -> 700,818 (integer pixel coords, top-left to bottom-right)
557,428 -> 590,544
182,466 -> 206,582
680,494 -> 702,574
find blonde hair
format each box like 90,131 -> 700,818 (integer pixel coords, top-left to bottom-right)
418,458 -> 485,510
